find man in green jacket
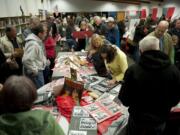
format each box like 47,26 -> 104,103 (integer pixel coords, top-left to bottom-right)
0,76 -> 65,135
0,110 -> 65,135
148,20 -> 174,64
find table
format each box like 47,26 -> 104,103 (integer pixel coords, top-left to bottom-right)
52,52 -> 97,80
36,51 -> 180,135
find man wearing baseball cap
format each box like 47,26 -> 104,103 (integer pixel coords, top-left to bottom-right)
106,17 -> 120,48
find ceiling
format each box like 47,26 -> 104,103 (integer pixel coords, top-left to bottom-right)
92,0 -> 164,5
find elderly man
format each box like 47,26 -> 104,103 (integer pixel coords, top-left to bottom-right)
148,20 -> 174,63
119,36 -> 180,135
94,16 -> 108,37
0,25 -> 24,75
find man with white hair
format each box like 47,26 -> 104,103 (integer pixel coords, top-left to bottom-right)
93,16 -> 108,37
119,36 -> 180,135
148,20 -> 174,63
139,36 -> 160,52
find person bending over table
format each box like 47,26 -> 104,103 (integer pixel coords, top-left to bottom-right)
87,34 -> 110,76
99,44 -> 128,85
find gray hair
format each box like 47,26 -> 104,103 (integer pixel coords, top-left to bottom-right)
158,20 -> 169,29
29,16 -> 40,28
139,36 -> 160,52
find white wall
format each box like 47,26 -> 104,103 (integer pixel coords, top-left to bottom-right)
51,0 -> 180,19
0,0 -> 179,19
50,0 -> 139,12
163,0 -> 180,19
0,0 -> 51,17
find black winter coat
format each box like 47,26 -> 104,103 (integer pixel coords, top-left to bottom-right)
119,50 -> 180,124
0,49 -> 9,83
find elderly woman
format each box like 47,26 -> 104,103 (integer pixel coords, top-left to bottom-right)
87,34 -> 110,76
99,44 -> 128,85
0,76 -> 65,135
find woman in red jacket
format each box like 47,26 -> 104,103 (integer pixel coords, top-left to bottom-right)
44,25 -> 56,81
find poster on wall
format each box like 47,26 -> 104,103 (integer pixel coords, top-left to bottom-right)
162,7 -> 175,19
126,10 -> 140,19
141,9 -> 146,19
166,7 -> 175,19
152,8 -> 158,20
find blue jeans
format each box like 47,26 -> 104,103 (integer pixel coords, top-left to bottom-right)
24,68 -> 44,89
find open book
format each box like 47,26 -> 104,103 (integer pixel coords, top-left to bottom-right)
83,97 -> 122,123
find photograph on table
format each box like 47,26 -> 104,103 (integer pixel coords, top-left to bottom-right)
81,75 -> 99,85
84,103 -> 99,112
91,79 -> 119,92
53,52 -> 97,79
73,106 -> 89,117
100,98 -> 113,106
70,68 -> 78,81
33,91 -> 53,106
59,77 -> 84,103
108,104 -> 122,114
79,118 -> 97,130
109,84 -> 122,95
96,92 -> 116,101
91,84 -> 109,92
91,111 -> 109,122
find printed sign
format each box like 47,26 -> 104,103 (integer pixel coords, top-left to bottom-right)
69,130 -> 87,135
79,118 -> 97,130
73,106 -> 89,117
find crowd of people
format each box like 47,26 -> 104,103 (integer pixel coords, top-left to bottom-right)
0,13 -> 180,135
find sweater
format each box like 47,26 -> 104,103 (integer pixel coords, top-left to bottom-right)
105,46 -> 128,81
148,31 -> 174,64
22,33 -> 47,75
0,109 -> 65,135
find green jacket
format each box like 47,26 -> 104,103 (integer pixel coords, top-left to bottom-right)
148,31 -> 174,64
0,110 -> 65,135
